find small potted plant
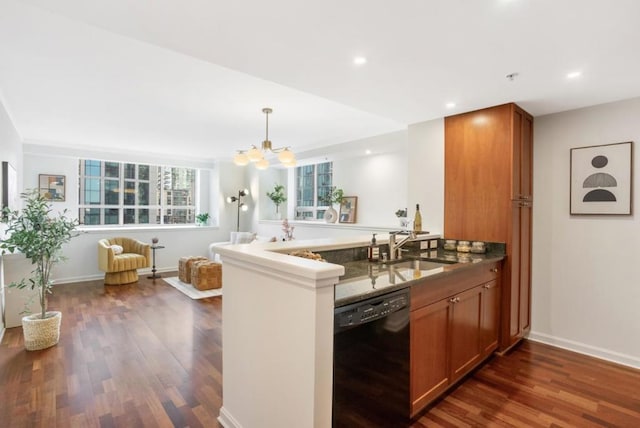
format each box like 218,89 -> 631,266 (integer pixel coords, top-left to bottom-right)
320,186 -> 344,223
196,212 -> 210,226
266,184 -> 287,219
0,190 -> 78,351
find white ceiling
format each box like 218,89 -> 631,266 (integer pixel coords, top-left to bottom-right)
1,0 -> 640,163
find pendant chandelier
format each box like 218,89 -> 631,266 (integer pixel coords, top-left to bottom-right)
233,107 -> 296,169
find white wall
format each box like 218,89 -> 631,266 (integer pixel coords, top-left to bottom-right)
0,97 -> 23,336
531,97 -> 640,368
407,118 -> 445,234
0,99 -> 22,179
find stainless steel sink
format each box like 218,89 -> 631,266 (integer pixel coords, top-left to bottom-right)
383,258 -> 454,271
384,256 -> 457,268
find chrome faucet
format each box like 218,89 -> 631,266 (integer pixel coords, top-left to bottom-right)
388,231 -> 416,260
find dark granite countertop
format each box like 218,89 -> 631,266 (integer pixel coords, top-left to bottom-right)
334,249 -> 505,308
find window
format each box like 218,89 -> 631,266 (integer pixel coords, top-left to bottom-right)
78,160 -> 197,226
295,161 -> 333,220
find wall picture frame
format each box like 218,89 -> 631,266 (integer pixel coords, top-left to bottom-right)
39,174 -> 66,201
339,196 -> 357,223
570,141 -> 632,215
2,161 -> 18,219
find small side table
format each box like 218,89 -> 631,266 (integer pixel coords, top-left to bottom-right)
148,244 -> 165,279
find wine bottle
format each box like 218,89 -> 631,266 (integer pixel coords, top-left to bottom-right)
413,204 -> 422,232
367,233 -> 380,262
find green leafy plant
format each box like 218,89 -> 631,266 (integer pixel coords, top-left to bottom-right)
320,186 -> 344,206
0,190 -> 79,319
196,212 -> 210,225
266,184 -> 287,213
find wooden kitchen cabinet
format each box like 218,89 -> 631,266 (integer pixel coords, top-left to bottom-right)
410,298 -> 451,414
480,279 -> 499,356
410,262 -> 500,416
444,103 -> 533,352
449,286 -> 482,383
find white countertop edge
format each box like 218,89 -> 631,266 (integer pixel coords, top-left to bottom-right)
216,234 -> 442,288
216,242 -> 345,285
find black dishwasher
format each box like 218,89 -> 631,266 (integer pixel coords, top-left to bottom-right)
333,287 -> 410,427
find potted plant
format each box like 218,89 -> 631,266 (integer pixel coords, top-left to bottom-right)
196,212 -> 210,226
320,186 -> 344,223
0,190 -> 78,351
266,184 -> 287,219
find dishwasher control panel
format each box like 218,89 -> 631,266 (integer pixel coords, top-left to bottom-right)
335,289 -> 409,327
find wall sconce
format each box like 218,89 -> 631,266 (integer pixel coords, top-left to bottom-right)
227,189 -> 249,231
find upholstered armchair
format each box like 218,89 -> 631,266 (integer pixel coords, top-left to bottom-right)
98,237 -> 151,285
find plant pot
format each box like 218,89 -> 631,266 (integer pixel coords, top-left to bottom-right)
21,311 -> 62,351
324,206 -> 338,223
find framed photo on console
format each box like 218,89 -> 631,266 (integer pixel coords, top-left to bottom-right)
39,174 -> 66,201
339,196 -> 357,223
570,141 -> 632,215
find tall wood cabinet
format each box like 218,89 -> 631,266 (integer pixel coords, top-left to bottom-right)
444,103 -> 533,352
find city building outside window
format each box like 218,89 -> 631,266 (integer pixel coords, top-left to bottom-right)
78,160 -> 197,226
295,161 -> 333,220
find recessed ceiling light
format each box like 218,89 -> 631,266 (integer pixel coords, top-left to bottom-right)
446,102 -> 456,109
353,56 -> 367,65
567,71 -> 582,79
365,149 -> 372,155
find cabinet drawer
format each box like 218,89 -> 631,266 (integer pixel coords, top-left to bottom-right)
411,262 -> 500,311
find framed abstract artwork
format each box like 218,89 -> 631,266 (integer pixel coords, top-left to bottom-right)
570,141 -> 632,215
39,174 -> 66,201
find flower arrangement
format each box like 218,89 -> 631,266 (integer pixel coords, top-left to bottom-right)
282,218 -> 295,241
395,208 -> 407,217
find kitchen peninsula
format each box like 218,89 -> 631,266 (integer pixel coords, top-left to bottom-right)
215,235 -> 503,428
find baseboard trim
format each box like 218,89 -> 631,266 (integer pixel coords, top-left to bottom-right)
53,267 -> 176,285
527,331 -> 640,370
218,407 -> 242,428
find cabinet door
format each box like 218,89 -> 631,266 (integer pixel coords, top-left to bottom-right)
449,286 -> 482,383
504,201 -> 532,349
410,299 -> 451,416
444,104 -> 512,242
519,203 -> 532,334
480,279 -> 500,356
512,105 -> 534,200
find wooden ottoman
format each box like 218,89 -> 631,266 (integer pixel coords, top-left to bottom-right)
178,256 -> 208,283
191,261 -> 222,290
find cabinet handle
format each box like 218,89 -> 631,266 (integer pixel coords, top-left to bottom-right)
484,283 -> 493,289
490,268 -> 499,273
449,297 -> 460,304
520,201 -> 532,208
521,195 -> 531,200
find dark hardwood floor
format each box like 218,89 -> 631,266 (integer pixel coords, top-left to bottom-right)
1,274 -> 639,427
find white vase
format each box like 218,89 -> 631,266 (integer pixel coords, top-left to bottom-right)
21,311 -> 62,351
324,206 -> 338,223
